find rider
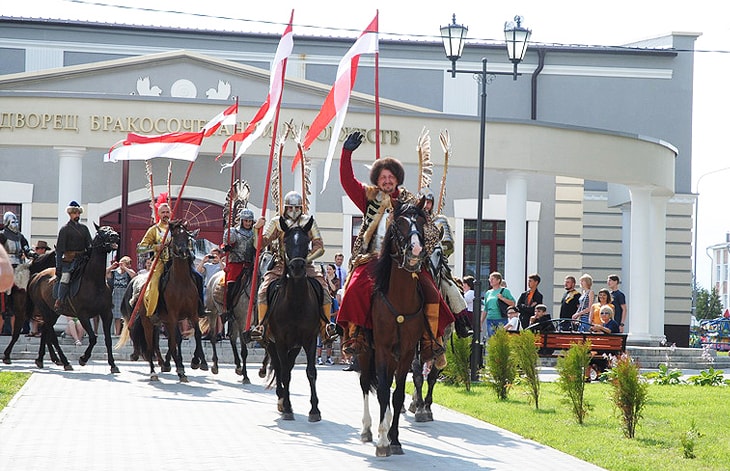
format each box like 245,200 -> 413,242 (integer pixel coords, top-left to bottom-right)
337,131 -> 454,368
0,210 -> 36,332
136,200 -> 172,323
250,191 -> 338,344
54,201 -> 93,314
221,208 -> 256,321
420,188 -> 473,338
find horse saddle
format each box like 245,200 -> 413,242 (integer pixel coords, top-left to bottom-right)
265,276 -> 324,307
52,259 -> 86,300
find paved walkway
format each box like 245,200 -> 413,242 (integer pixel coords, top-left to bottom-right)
0,360 -> 604,471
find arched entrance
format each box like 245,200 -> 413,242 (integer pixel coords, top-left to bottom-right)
100,198 -> 223,270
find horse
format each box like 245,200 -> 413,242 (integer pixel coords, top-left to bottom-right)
129,220 -> 207,382
204,269 -> 256,381
2,250 -> 57,365
263,217 -> 323,421
407,325 -> 454,422
357,199 -> 428,456
24,225 -> 121,373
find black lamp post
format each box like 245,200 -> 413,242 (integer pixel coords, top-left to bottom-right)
440,14 -> 531,381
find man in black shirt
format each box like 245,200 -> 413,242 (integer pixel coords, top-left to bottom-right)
54,201 -> 92,313
559,275 -> 580,330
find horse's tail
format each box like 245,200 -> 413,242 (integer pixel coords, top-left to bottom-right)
115,281 -> 136,349
115,320 -> 130,349
128,317 -> 154,361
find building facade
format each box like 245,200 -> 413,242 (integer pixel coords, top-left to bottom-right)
0,17 -> 698,345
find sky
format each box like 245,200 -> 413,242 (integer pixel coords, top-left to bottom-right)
4,0 -> 730,289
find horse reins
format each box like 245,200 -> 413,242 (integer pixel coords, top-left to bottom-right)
388,212 -> 424,272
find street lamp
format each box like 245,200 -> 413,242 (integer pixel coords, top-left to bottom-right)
440,14 -> 531,381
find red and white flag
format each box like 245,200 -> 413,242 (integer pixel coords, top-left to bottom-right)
103,132 -> 204,162
202,102 -> 238,137
294,14 -> 379,192
218,15 -> 294,170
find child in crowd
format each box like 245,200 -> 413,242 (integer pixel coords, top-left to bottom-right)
505,306 -> 520,331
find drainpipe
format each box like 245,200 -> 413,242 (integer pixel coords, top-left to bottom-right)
531,48 -> 546,120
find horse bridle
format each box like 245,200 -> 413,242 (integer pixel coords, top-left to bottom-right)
389,210 -> 425,273
91,227 -> 119,252
169,223 -> 193,259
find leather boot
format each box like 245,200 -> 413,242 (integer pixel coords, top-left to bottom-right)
224,282 -> 236,322
250,303 -> 267,341
421,303 -> 447,369
320,305 -> 338,345
342,323 -> 368,355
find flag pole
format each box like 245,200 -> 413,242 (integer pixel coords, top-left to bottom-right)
374,10 -> 381,160
245,10 -> 293,331
222,96 -> 240,317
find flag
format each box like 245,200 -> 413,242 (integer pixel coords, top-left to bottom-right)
294,14 -> 379,192
103,132 -> 204,162
218,15 -> 294,170
202,102 -> 238,137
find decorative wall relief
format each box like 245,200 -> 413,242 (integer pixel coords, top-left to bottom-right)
136,77 -> 162,96
170,79 -> 197,98
205,80 -> 231,100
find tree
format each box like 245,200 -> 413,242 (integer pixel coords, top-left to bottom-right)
695,285 -> 723,320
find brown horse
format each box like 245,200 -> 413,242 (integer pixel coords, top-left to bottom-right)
25,224 -> 120,373
130,220 -> 207,382
2,250 -> 57,365
357,199 -> 427,456
263,217 -> 322,421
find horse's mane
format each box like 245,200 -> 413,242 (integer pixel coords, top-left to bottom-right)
372,203 -> 425,295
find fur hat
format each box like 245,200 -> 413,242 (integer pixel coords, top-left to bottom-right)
369,157 -> 405,186
66,201 -> 83,214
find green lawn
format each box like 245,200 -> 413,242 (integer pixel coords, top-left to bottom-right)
0,371 -> 31,410
417,380 -> 730,471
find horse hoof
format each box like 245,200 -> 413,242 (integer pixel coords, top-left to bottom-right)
408,402 -> 416,414
308,412 -> 321,423
361,431 -> 373,443
390,444 -> 404,455
376,446 -> 391,457
211,365 -> 219,375
162,365 -> 171,373
64,364 -> 73,371
150,374 -> 159,382
415,412 -> 429,422
241,377 -> 251,385
282,412 -> 295,421
191,360 -> 200,370
426,412 -> 433,422
235,367 -> 243,376
111,366 -> 120,374
130,353 -> 139,361
199,362 -> 208,372
79,358 -> 88,367
54,359 -> 63,366
35,359 -> 43,369
2,358 -> 10,365
258,368 -> 266,378
179,375 -> 189,383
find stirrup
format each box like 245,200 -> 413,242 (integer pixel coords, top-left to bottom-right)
323,323 -> 339,344
249,325 -> 264,341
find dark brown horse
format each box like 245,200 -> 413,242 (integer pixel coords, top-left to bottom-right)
408,325 -> 453,422
357,200 -> 427,456
129,220 -> 207,382
263,217 -> 322,421
2,250 -> 56,365
25,224 -> 120,373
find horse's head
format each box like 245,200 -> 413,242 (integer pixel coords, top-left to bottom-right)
279,217 -> 313,278
169,220 -> 198,259
386,199 -> 427,273
92,223 -> 120,253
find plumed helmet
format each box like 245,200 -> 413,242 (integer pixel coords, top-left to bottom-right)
283,191 -> 303,207
65,201 -> 83,214
3,211 -> 17,227
369,157 -> 405,186
419,188 -> 435,202
239,208 -> 255,221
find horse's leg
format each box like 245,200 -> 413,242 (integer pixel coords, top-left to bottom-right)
34,324 -> 48,369
304,338 -> 321,422
191,319 -> 208,371
278,345 -> 297,420
99,311 -> 120,373
77,315 -> 96,367
143,319 -> 159,381
47,321 -> 72,371
2,311 -> 23,365
409,354 -> 426,417
168,322 -> 187,383
423,363 -> 440,422
359,351 -> 373,442
388,370 -> 409,455
375,362 -> 394,457
239,333 -> 249,384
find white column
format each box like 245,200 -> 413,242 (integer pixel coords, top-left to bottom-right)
505,173 -> 527,292
627,185 -> 652,344
620,203 -> 631,298
649,194 -> 670,343
55,147 -> 85,230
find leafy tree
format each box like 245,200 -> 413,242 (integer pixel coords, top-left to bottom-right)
695,285 -> 723,320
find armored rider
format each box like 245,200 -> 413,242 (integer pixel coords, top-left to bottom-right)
420,188 -> 473,338
221,208 -> 256,321
54,201 -> 92,313
250,191 -> 338,343
0,211 -> 35,270
336,131 -> 454,368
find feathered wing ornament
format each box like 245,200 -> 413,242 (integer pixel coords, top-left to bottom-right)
145,160 -> 155,223
271,120 -> 294,216
224,180 -> 251,228
291,123 -> 311,214
437,130 -> 451,215
417,127 -> 433,194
